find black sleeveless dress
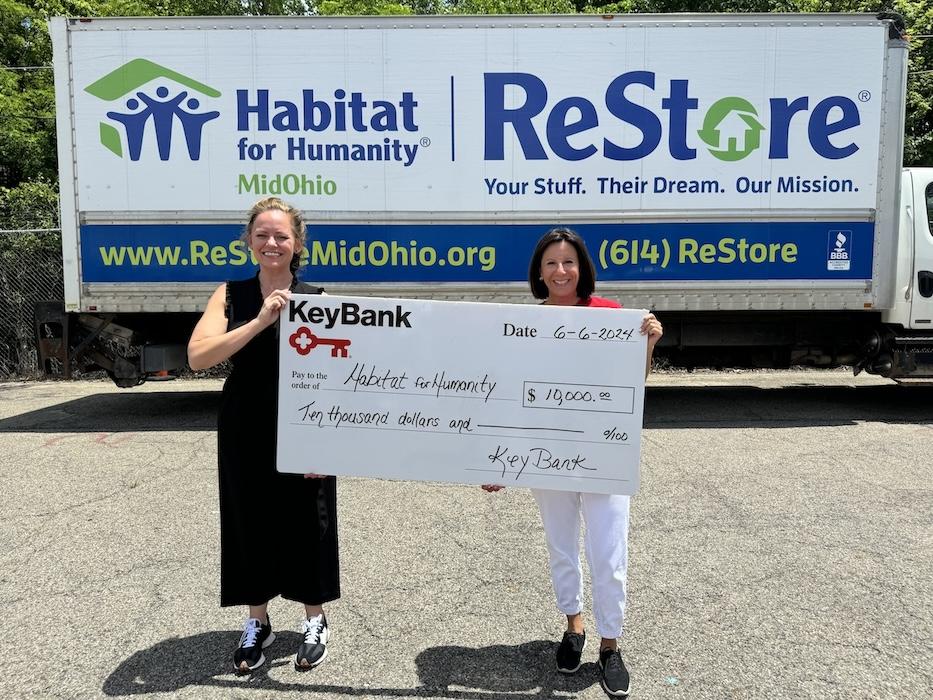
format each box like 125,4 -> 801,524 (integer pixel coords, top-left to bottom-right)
217,275 -> 340,607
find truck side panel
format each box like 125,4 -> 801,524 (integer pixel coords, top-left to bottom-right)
79,220 -> 876,284
52,15 -> 903,314
871,27 -> 909,309
49,18 -> 81,311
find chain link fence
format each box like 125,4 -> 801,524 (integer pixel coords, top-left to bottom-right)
0,229 -> 64,380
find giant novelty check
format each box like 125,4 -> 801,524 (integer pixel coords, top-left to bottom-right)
276,295 -> 647,495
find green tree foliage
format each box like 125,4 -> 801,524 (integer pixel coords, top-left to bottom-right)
451,0 -> 575,13
899,0 -> 932,165
316,0 -> 417,14
0,0 -> 56,188
0,178 -> 58,229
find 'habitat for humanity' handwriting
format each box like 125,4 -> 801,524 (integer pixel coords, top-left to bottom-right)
344,362 -> 497,402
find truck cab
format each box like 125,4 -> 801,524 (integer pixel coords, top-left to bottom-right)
870,167 -> 933,377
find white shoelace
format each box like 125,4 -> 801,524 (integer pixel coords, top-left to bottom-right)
239,618 -> 262,648
302,615 -> 325,644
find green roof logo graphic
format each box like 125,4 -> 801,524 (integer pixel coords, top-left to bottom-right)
85,59 -> 221,161
697,97 -> 765,162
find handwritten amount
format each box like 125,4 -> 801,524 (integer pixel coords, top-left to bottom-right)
298,401 -> 475,433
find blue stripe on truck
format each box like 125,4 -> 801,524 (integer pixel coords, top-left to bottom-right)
80,221 -> 874,283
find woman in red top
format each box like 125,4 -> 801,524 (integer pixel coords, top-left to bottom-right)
485,227 -> 662,698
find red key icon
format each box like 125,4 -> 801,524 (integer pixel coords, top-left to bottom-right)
289,327 -> 352,357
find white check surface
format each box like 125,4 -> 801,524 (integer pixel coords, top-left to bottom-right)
277,295 -> 646,494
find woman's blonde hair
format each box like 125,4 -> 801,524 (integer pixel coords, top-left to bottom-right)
241,197 -> 307,276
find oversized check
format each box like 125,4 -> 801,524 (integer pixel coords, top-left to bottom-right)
276,295 -> 647,495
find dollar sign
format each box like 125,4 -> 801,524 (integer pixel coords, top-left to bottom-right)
527,388 -> 536,403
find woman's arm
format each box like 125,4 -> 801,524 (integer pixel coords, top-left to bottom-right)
187,284 -> 290,370
641,313 -> 663,379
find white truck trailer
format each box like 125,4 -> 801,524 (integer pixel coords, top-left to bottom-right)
44,13 -> 933,384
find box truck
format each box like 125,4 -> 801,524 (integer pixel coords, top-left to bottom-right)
43,13 -> 933,385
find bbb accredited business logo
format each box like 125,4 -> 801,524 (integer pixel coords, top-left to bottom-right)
827,230 -> 852,271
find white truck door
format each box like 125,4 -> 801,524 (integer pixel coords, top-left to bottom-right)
911,173 -> 933,326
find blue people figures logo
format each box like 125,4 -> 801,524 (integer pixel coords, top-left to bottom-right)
85,59 -> 221,161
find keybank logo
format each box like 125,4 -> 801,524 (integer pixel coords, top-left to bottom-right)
484,71 -> 862,162
290,300 -> 413,329
85,59 -> 221,161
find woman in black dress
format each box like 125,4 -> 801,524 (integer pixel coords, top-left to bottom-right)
188,197 -> 340,674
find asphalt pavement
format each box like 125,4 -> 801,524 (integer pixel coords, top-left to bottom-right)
0,370 -> 930,699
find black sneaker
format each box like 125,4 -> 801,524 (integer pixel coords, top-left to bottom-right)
233,616 -> 275,674
556,630 -> 586,673
598,647 -> 631,697
295,614 -> 329,670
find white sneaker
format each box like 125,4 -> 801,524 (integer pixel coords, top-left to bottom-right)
294,614 -> 329,670
233,616 -> 275,673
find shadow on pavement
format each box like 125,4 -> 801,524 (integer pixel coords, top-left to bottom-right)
0,391 -> 220,433
2,383 -> 931,435
415,641 -> 595,695
644,383 -> 933,428
103,632 -> 593,698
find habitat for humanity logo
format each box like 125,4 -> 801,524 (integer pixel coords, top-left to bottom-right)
84,59 -> 221,161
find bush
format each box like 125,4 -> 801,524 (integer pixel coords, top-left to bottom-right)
0,179 -> 59,230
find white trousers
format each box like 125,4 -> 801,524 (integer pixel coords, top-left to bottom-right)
531,489 -> 630,640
